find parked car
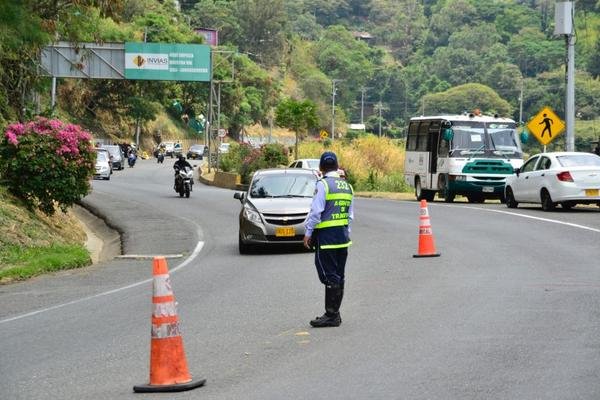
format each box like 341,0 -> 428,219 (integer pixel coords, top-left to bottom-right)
187,144 -> 207,160
101,144 -> 125,170
289,158 -> 346,179
94,150 -> 111,180
173,142 -> 183,157
504,151 -> 600,211
157,141 -> 175,157
218,142 -> 231,154
95,147 -> 113,174
289,158 -> 320,170
233,168 -> 319,253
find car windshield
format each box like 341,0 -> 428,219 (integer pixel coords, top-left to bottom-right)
191,145 -> 204,150
96,152 -> 108,162
250,174 -> 316,198
304,159 -> 320,169
103,146 -> 120,157
557,154 -> 600,167
450,121 -> 522,158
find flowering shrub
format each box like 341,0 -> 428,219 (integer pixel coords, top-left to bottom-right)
220,142 -> 289,184
0,117 -> 96,215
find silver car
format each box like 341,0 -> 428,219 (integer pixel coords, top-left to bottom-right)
234,168 -> 318,254
94,150 -> 111,180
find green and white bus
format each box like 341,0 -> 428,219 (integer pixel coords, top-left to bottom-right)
404,113 -> 526,203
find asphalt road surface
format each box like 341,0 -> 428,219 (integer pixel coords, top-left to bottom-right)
1,157 -> 600,400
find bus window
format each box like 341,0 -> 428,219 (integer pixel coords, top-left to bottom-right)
407,122 -> 418,151
417,122 -> 429,151
428,120 -> 441,152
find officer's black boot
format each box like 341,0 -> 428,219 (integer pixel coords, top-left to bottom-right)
310,284 -> 342,327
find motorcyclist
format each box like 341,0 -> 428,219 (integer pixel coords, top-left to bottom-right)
173,154 -> 193,189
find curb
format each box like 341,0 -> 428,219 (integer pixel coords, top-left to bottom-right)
197,167 -> 248,191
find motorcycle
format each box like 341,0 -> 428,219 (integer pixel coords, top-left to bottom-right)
157,152 -> 165,163
174,166 -> 193,198
128,152 -> 137,167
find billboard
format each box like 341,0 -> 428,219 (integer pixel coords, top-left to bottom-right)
124,42 -> 211,81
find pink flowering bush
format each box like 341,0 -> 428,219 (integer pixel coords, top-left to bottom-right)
220,142 -> 289,184
0,117 -> 96,215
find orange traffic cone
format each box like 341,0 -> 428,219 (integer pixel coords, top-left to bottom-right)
133,256 -> 206,393
413,200 -> 441,258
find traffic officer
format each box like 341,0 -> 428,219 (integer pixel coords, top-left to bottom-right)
304,151 -> 354,327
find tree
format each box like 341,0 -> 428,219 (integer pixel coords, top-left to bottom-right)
275,98 -> 319,159
508,27 -> 564,77
421,83 -> 513,116
588,37 -> 600,78
235,0 -> 288,66
315,25 -> 381,108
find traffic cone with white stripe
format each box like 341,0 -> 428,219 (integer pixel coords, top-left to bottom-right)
133,256 -> 205,393
413,200 -> 441,258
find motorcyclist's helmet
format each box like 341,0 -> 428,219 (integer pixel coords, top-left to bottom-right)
178,154 -> 185,161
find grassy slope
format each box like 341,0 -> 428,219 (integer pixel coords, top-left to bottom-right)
0,186 -> 91,283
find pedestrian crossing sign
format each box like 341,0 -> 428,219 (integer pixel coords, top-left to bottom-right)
320,130 -> 329,139
526,106 -> 565,145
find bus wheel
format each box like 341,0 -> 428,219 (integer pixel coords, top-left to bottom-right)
438,175 -> 455,203
415,177 -> 424,200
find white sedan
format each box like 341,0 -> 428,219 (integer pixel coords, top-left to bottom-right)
504,151 -> 600,211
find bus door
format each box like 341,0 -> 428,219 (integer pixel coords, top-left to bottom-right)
428,120 -> 441,188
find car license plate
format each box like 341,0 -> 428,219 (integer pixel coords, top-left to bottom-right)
482,186 -> 494,193
275,227 -> 295,237
585,189 -> 599,197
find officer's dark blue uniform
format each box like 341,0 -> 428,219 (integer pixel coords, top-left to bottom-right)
304,152 -> 354,327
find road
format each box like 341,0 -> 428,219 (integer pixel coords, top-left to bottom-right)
1,157 -> 600,399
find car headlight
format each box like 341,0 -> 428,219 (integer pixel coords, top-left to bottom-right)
243,205 -> 262,224
454,175 -> 466,181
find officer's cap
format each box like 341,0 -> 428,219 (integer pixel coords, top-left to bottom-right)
319,151 -> 338,170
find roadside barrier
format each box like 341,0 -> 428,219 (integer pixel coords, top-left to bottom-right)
413,200 -> 441,258
133,256 -> 206,393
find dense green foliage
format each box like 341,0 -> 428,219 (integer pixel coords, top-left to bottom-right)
220,142 -> 289,183
0,118 -> 96,215
1,0 -> 600,151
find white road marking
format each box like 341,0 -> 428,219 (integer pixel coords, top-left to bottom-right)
433,203 -> 600,234
0,241 -> 204,325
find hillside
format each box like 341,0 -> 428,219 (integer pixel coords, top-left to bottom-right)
0,186 -> 90,283
1,0 -> 599,152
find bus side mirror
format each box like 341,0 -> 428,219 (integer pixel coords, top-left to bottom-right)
519,130 -> 529,144
442,128 -> 454,141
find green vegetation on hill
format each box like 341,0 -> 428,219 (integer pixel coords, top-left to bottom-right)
0,186 -> 90,283
1,0 -> 600,152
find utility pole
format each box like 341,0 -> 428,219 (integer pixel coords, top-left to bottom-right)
518,77 -> 524,125
331,79 -> 342,141
378,102 -> 382,137
268,107 -> 274,144
360,87 -> 367,126
555,1 -> 576,151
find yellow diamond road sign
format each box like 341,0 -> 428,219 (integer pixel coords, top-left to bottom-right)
526,106 -> 565,145
320,130 -> 328,139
